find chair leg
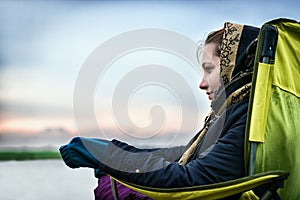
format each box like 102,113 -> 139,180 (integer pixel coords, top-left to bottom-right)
110,177 -> 120,200
260,175 -> 287,200
260,190 -> 273,200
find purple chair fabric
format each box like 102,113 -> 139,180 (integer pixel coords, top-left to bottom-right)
94,175 -> 152,200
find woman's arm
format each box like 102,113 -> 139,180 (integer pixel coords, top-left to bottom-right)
100,120 -> 246,188
98,103 -> 248,188
60,137 -> 185,169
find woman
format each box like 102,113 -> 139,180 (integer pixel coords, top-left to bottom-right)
60,22 -> 260,199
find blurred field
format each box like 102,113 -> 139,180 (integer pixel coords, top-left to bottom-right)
0,160 -> 98,200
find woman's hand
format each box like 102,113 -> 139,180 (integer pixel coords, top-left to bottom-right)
59,137 -> 109,169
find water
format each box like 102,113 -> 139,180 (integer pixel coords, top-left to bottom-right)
0,160 -> 98,200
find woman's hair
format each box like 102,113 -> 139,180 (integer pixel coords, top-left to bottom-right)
204,28 -> 224,57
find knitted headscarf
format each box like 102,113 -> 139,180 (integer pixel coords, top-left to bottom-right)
178,22 -> 260,165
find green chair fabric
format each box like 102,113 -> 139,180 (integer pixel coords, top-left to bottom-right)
247,18 -> 300,200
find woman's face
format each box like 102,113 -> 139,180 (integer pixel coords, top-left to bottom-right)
199,42 -> 221,100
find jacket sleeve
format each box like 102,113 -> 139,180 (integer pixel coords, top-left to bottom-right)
99,105 -> 247,188
96,140 -> 185,178
108,139 -> 186,163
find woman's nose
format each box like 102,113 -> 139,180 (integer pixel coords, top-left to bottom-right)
199,79 -> 208,90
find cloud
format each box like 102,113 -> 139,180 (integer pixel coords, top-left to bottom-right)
0,100 -> 72,119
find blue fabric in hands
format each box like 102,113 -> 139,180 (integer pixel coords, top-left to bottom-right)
59,137 -> 109,169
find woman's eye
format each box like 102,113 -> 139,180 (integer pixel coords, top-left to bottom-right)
205,66 -> 213,73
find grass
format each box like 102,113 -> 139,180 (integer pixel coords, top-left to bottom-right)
0,151 -> 61,161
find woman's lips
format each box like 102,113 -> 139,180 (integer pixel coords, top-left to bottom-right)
207,92 -> 213,100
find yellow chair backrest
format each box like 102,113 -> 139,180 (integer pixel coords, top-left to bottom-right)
246,18 -> 300,199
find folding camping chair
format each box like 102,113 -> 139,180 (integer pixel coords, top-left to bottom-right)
245,18 -> 300,199
110,18 -> 299,200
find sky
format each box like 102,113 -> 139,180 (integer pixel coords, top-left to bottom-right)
0,0 -> 299,148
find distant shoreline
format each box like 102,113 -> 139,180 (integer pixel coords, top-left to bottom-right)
0,150 -> 61,161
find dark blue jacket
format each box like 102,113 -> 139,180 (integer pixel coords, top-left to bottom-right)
98,100 -> 248,188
